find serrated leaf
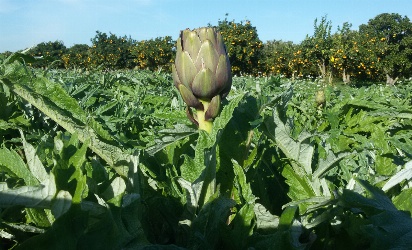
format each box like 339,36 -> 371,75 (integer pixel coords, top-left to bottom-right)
25,208 -> 53,228
15,205 -> 88,250
0,147 -> 38,185
314,148 -> 354,178
2,222 -> 45,234
366,211 -> 412,250
146,124 -> 197,155
264,108 -> 314,175
342,180 -> 412,250
282,164 -> 316,212
0,229 -> 14,240
20,130 -> 49,184
181,154 -> 202,183
392,188 -> 412,214
232,159 -> 255,203
177,177 -> 202,213
68,137 -> 89,169
183,94 -> 245,207
254,203 -> 279,231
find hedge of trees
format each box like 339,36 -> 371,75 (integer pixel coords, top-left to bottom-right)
3,13 -> 412,84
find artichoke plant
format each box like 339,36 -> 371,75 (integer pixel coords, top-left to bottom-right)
315,90 -> 326,108
172,27 -> 232,133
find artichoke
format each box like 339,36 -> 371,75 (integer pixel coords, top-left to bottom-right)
315,90 -> 326,108
172,27 -> 232,133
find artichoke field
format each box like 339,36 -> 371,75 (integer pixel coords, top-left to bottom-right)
1,43 -> 412,249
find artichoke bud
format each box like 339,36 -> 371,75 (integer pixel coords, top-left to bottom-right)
315,90 -> 326,107
205,95 -> 221,121
173,27 -> 232,112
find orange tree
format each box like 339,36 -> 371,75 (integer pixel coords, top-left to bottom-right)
301,16 -> 334,82
28,41 -> 67,68
215,17 -> 263,76
130,36 -> 175,72
359,13 -> 412,85
287,45 -> 317,78
348,33 -> 381,82
89,31 -> 135,69
61,44 -> 90,69
261,40 -> 297,77
330,22 -> 360,83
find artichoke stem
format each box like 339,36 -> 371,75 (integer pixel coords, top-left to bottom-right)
197,100 -> 213,133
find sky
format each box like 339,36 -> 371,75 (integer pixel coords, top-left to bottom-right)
1,0 -> 412,52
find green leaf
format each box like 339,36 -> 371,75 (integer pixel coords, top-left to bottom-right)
211,93 -> 245,140
0,147 -> 38,186
101,177 -> 126,206
15,205 -> 88,250
254,203 -> 279,232
25,208 -> 53,228
278,205 -> 298,231
51,190 -> 72,219
189,196 -> 236,249
264,108 -> 314,175
20,130 -> 49,184
313,147 -> 355,178
341,179 -> 398,214
227,203 -> 255,249
392,188 -> 412,214
382,160 -> 412,191
0,173 -> 56,209
146,124 -> 197,156
232,159 -> 255,204
177,177 -> 202,213
282,164 -> 316,212
68,137 -> 89,169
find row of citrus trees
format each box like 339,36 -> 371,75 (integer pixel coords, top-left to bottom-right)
262,13 -> 412,85
2,13 -> 412,84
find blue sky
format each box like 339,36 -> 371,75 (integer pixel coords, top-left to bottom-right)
1,0 -> 412,52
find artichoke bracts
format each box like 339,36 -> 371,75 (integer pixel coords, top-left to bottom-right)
172,27 -> 232,133
315,90 -> 326,108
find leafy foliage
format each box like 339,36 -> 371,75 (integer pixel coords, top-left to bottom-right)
131,36 -> 175,72
301,16 -> 334,81
28,41 -> 68,68
359,13 -> 412,84
61,44 -> 91,69
89,31 -> 135,69
215,16 -> 264,76
261,40 -> 297,77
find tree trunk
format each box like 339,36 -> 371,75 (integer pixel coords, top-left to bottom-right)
318,61 -> 326,79
327,71 -> 333,84
342,68 -> 350,84
386,74 -> 398,85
